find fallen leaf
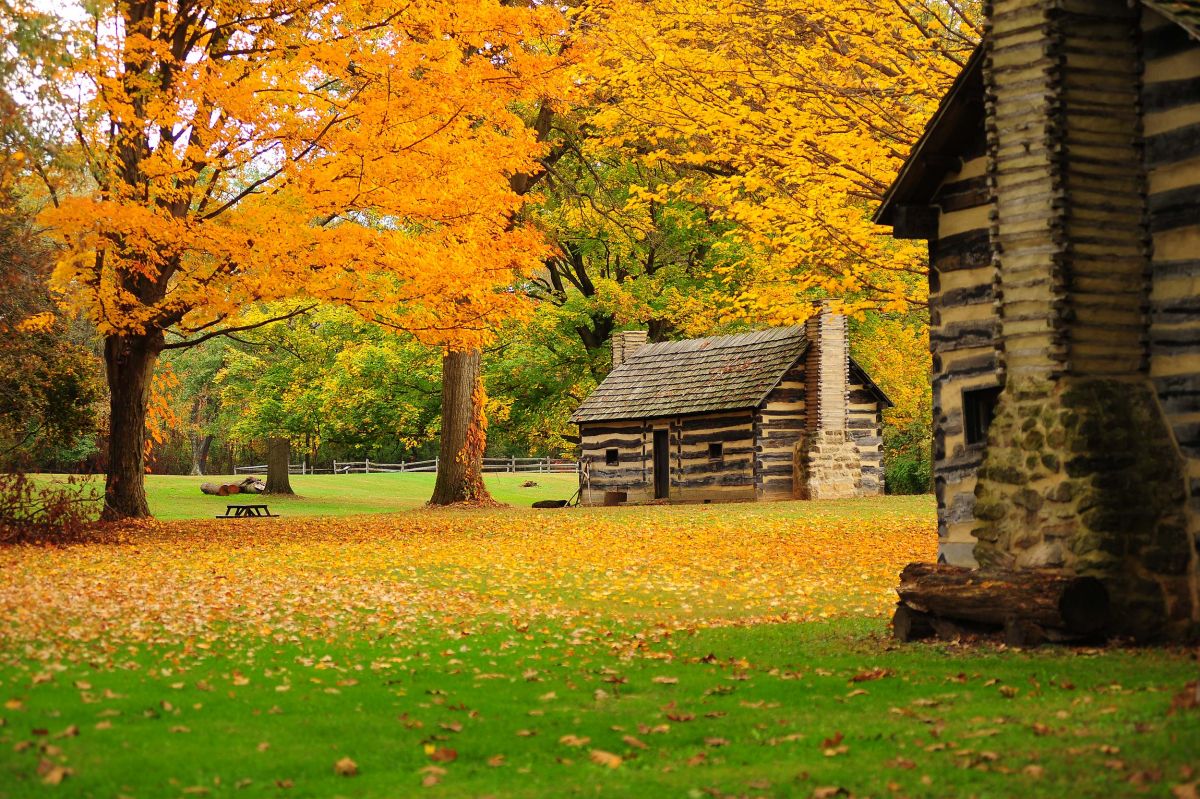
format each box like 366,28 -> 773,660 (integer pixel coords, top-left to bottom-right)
428,747 -> 457,763
589,749 -> 622,769
559,734 -> 591,747
334,757 -> 358,777
811,787 -> 848,798
622,735 -> 648,750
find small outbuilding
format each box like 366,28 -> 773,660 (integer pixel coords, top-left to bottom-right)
570,310 -> 892,505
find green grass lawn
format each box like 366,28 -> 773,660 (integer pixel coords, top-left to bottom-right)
39,472 -> 581,519
0,496 -> 1196,798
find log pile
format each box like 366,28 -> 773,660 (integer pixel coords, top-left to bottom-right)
893,563 -> 1110,647
200,477 -> 266,497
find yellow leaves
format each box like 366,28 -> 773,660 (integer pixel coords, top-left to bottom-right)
0,500 -> 934,650
578,0 -> 977,316
333,756 -> 359,776
14,312 -> 54,333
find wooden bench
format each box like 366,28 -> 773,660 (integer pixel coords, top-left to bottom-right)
216,504 -> 278,519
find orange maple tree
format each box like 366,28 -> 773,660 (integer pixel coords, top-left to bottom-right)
28,0 -> 564,518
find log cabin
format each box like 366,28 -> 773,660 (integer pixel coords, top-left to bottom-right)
875,0 -> 1200,637
570,310 -> 892,505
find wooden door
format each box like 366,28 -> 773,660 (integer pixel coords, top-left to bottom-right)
653,429 -> 670,500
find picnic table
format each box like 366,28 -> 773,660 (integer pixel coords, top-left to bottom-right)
216,504 -> 278,519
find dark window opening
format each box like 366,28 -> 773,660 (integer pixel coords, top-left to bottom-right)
708,442 -> 723,460
963,386 -> 1003,446
605,448 -> 619,466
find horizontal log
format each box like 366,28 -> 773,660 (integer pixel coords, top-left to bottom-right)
680,429 -> 753,445
896,563 -> 1110,636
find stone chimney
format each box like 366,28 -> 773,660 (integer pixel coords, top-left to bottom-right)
794,303 -> 861,500
974,0 -> 1195,638
611,330 -> 648,369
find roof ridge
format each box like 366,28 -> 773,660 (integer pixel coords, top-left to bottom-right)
628,325 -> 806,356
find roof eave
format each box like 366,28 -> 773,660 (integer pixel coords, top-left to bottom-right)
874,46 -> 985,227
1143,0 -> 1200,39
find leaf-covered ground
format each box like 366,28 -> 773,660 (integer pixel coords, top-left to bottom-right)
1,497 -> 1197,798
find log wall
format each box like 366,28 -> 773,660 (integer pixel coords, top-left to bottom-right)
579,412 -> 757,505
848,366 -> 886,496
1144,8 -> 1200,515
755,363 -> 807,499
927,133 -> 999,566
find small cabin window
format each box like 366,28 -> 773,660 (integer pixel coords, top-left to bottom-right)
605,448 -> 619,466
708,442 -> 723,461
963,386 -> 1003,446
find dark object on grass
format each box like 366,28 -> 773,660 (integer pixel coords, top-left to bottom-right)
521,480 -> 540,488
532,499 -> 569,509
200,482 -> 241,496
216,504 -> 278,518
892,562 -> 1110,646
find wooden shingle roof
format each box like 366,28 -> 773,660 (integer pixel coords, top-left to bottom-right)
571,327 -> 809,423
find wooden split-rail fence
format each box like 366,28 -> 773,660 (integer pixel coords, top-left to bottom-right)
234,457 -> 580,475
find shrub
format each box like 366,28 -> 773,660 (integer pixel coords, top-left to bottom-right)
885,450 -> 932,495
0,472 -> 94,545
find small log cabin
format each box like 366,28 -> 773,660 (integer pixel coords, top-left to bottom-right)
570,311 -> 892,505
875,0 -> 1200,638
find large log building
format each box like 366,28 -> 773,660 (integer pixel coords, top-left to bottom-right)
570,312 -> 892,505
876,0 -> 1200,637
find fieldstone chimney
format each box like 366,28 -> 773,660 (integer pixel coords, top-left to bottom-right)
794,304 -> 861,500
973,0 -> 1195,638
611,330 -> 648,369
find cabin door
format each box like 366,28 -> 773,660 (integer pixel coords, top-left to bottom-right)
652,429 -> 670,500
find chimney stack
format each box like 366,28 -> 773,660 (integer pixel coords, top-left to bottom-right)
611,330 -> 648,369
795,303 -> 861,500
804,303 -> 849,433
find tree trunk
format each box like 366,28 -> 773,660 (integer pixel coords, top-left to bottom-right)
430,348 -> 491,505
265,437 -> 294,494
102,332 -> 163,520
189,434 -> 213,476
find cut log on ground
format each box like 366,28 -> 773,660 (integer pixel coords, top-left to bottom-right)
531,499 -> 569,509
200,482 -> 242,497
893,562 -> 1110,645
238,477 -> 266,494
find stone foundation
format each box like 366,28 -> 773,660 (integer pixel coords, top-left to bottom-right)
973,378 -> 1197,639
794,430 -> 862,500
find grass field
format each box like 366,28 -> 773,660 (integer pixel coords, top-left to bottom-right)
1,495 -> 1197,797
40,472 -> 582,519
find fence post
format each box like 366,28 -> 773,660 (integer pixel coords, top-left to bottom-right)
434,456 -> 439,473
365,458 -> 371,474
